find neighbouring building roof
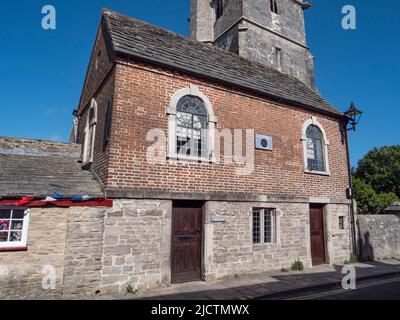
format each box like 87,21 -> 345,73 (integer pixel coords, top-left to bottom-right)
102,9 -> 343,117
384,202 -> 400,214
0,137 -> 103,198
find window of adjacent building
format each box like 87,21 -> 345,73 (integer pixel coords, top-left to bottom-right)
275,47 -> 283,71
176,95 -> 208,158
215,0 -> 224,20
270,0 -> 279,14
0,208 -> 30,249
103,98 -> 113,149
306,125 -> 326,172
339,216 -> 345,230
83,99 -> 97,164
252,209 -> 276,244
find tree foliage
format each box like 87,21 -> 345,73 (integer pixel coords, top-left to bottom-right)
353,146 -> 400,215
354,146 -> 400,198
353,178 -> 398,215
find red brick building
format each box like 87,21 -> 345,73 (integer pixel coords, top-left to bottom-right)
0,3 -> 356,298
72,6 -> 353,290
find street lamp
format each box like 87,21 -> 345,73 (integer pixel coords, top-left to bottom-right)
343,102 -> 363,258
344,102 -> 363,131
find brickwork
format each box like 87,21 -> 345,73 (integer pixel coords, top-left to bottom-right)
102,60 -> 349,200
76,25 -> 116,183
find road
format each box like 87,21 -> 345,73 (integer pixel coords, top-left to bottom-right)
261,275 -> 400,300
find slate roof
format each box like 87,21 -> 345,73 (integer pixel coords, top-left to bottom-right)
384,202 -> 400,214
102,9 -> 342,117
0,137 -> 103,198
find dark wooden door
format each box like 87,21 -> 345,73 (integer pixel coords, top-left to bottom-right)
171,202 -> 203,283
309,204 -> 326,265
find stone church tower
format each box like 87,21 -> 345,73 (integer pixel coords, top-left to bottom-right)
190,0 -> 315,88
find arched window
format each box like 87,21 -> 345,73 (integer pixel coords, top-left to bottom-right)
301,117 -> 330,175
306,125 -> 325,172
270,0 -> 279,14
83,99 -> 97,163
167,85 -> 218,161
176,96 -> 208,158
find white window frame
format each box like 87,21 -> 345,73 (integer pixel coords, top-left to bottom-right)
0,208 -> 30,249
167,85 -> 218,162
301,117 -> 330,176
252,208 -> 278,245
82,98 -> 98,164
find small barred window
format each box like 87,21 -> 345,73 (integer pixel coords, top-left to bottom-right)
253,209 -> 276,244
270,0 -> 279,14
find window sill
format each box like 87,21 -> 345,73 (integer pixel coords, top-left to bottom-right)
0,246 -> 28,252
167,154 -> 215,164
252,243 -> 276,248
304,170 -> 331,177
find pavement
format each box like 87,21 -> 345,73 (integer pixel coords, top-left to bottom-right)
99,258 -> 400,300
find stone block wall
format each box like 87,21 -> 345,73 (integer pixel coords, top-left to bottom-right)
1,199 -> 354,298
358,215 -> 400,261
204,201 -> 352,280
203,201 -> 311,280
62,206 -> 106,296
325,204 -> 352,264
0,208 -> 69,299
100,199 -> 171,294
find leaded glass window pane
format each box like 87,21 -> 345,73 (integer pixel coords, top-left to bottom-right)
264,209 -> 272,243
306,125 -> 325,172
176,96 -> 208,158
253,210 -> 261,244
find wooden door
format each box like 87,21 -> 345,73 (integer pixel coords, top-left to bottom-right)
309,204 -> 326,265
171,202 -> 203,283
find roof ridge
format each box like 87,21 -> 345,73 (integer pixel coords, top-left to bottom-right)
102,9 -> 317,91
0,136 -> 73,145
101,8 -> 342,116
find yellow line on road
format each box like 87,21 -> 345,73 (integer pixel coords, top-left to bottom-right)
288,276 -> 400,300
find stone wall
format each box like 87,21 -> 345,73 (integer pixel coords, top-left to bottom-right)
204,201 -> 352,280
101,199 -> 171,294
325,204 -> 352,264
358,215 -> 400,261
62,206 -> 106,296
1,199 -> 353,298
0,208 -> 69,299
240,23 -> 314,88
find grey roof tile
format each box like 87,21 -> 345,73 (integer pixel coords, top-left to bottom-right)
0,137 -> 103,198
102,9 -> 343,117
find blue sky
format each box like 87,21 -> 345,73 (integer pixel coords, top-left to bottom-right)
0,0 -> 399,166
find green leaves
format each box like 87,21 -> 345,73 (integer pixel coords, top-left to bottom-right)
353,146 -> 400,215
355,146 -> 400,197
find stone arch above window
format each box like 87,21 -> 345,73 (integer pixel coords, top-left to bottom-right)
301,117 -> 330,175
167,85 -> 217,161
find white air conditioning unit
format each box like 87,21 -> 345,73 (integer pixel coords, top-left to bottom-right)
255,134 -> 273,151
